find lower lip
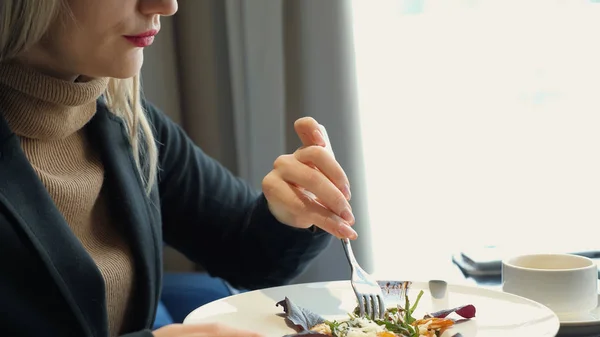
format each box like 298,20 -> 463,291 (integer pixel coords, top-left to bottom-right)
124,36 -> 155,47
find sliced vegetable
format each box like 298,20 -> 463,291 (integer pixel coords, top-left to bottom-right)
429,305 -> 476,319
276,297 -> 326,331
283,332 -> 328,337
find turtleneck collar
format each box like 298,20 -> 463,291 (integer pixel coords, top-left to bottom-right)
0,61 -> 109,140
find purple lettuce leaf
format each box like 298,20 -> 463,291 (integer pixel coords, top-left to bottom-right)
283,332 -> 329,337
276,297 -> 326,332
429,304 -> 476,319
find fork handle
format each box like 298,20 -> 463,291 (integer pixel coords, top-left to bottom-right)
317,126 -> 359,267
340,238 -> 359,267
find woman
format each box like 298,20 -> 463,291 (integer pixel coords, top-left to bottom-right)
0,0 -> 357,336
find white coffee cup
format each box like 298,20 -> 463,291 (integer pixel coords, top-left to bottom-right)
502,253 -> 598,314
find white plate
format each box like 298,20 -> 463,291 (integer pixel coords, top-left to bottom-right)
184,280 -> 559,337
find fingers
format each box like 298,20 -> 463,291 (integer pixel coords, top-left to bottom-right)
277,117 -> 357,239
294,145 -> 351,200
262,173 -> 358,239
152,323 -> 264,337
294,117 -> 325,147
200,323 -> 264,337
293,117 -> 350,197
273,154 -> 354,226
305,198 -> 358,239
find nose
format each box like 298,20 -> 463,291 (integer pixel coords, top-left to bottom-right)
139,0 -> 178,16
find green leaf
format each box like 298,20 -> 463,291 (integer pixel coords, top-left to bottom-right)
409,290 -> 425,316
376,321 -> 412,336
404,293 -> 416,325
326,320 -> 340,330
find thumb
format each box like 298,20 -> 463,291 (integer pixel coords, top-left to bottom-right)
294,117 -> 325,147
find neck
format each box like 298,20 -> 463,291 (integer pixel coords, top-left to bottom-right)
15,52 -> 81,82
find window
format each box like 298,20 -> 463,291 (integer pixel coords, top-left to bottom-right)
351,0 -> 600,277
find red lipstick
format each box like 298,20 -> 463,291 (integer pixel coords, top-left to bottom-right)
124,29 -> 158,47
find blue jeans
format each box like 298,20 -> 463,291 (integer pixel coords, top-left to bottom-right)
153,272 -> 243,329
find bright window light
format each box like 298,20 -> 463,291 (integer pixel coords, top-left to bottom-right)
351,0 -> 600,277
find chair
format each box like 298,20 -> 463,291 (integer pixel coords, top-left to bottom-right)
152,272 -> 241,329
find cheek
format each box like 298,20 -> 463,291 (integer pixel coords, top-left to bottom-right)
81,35 -> 145,79
44,18 -> 144,78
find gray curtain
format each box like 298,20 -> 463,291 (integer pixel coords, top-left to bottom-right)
141,0 -> 373,283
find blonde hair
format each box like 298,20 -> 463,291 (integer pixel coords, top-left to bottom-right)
0,0 -> 158,194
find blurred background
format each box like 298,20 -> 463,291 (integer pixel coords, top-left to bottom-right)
141,0 -> 600,284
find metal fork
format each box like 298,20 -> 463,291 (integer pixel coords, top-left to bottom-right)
341,238 -> 386,320
316,125 -> 386,319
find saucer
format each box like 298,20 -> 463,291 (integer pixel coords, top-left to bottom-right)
556,294 -> 600,337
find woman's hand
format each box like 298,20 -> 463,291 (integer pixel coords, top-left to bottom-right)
153,323 -> 264,337
262,117 -> 357,239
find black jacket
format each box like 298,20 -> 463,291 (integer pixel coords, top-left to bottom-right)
0,100 -> 332,337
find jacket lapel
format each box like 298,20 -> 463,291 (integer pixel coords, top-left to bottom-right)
0,114 -> 108,336
0,101 -> 161,333
87,102 -> 160,329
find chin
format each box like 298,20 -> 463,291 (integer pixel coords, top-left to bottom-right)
109,68 -> 142,79
110,62 -> 144,79
101,52 -> 144,79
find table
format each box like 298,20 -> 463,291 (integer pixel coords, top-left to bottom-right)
370,256 -> 600,292
369,255 -> 500,289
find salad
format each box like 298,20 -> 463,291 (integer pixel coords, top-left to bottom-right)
276,282 -> 476,337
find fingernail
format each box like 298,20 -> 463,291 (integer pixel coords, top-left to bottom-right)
338,224 -> 358,240
312,129 -> 326,146
342,184 -> 351,200
340,208 -> 354,224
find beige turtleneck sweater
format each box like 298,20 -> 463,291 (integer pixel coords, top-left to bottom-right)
0,62 -> 136,336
